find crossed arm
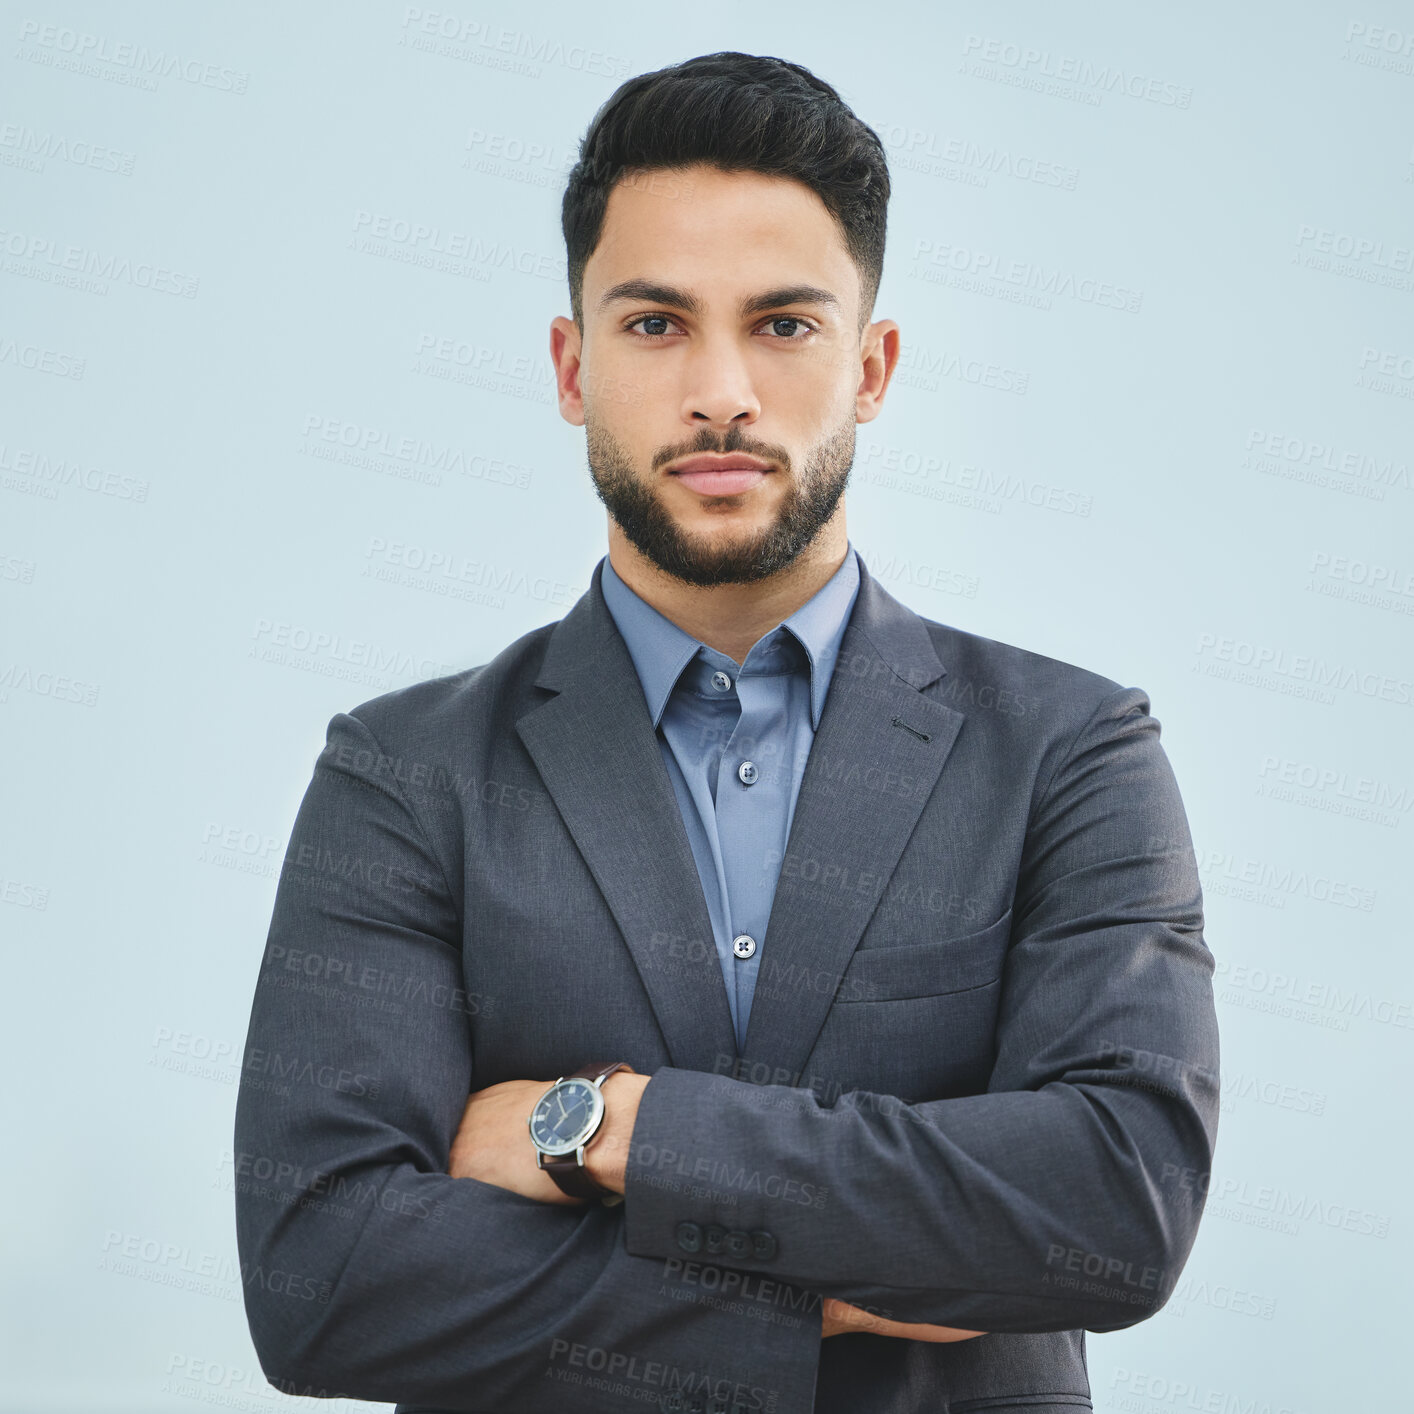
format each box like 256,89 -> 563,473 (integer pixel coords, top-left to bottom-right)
446,1069 -> 987,1344
235,688 -> 1219,1409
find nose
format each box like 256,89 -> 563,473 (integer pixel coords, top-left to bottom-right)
681,340 -> 761,427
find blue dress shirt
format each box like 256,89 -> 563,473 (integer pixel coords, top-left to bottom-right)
600,543 -> 863,1051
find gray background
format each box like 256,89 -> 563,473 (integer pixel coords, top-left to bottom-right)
3,2 -> 1411,1410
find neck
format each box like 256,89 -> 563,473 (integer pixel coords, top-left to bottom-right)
606,521 -> 850,668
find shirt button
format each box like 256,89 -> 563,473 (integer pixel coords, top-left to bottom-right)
737,760 -> 758,785
732,933 -> 756,960
711,670 -> 732,691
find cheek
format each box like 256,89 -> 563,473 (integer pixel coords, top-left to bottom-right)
583,393 -> 651,461
584,357 -> 657,418
767,356 -> 856,424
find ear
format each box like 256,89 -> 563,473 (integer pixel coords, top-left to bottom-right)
550,316 -> 585,427
856,319 -> 900,424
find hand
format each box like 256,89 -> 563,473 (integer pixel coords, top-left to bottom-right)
447,1070 -> 650,1204
820,1296 -> 986,1343
449,1078 -> 580,1203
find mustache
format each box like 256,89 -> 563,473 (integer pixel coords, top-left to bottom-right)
652,427 -> 792,473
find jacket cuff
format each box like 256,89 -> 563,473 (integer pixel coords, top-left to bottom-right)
625,1066 -> 832,1276
624,1066 -> 825,1413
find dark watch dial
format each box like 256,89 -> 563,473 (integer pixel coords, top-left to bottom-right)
530,1078 -> 602,1155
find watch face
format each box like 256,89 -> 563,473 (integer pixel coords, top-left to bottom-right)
530,1078 -> 602,1156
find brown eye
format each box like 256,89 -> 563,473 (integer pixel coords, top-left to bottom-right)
762,317 -> 816,340
626,314 -> 676,338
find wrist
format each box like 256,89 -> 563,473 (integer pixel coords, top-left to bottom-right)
583,1070 -> 650,1194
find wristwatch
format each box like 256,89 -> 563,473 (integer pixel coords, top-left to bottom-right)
529,1061 -> 634,1205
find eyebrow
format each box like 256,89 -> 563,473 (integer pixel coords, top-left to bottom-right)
598,280 -> 841,320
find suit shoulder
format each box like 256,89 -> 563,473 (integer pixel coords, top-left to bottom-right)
916,614 -> 1147,729
332,618 -> 557,748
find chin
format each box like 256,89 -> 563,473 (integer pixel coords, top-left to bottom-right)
676,518 -> 773,547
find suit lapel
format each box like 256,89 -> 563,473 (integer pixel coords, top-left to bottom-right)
515,562 -> 739,1072
514,555 -> 965,1082
738,566 -> 964,1080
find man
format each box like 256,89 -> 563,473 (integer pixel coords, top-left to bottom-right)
234,52 -> 1219,1414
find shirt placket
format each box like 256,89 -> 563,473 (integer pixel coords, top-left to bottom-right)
713,654 -> 794,1043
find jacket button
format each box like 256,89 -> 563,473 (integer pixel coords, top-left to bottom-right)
675,1221 -> 702,1253
704,1222 -> 727,1254
751,1229 -> 777,1261
726,1228 -> 752,1260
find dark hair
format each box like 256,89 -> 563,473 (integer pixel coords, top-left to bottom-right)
561,52 -> 890,334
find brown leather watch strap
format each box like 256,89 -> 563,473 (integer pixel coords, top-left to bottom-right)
539,1061 -> 632,1203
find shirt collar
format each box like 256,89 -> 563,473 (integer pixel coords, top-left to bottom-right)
600,543 -> 862,731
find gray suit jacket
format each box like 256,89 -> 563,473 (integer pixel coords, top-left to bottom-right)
234,554 -> 1220,1414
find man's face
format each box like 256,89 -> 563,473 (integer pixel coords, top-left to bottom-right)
552,163 -> 891,587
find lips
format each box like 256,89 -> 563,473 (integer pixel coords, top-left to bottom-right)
668,456 -> 772,496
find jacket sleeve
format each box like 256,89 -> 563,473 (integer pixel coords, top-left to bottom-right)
622,685 -> 1220,1334
233,708 -> 824,1413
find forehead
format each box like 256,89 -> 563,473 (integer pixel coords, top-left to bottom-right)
586,164 -> 858,313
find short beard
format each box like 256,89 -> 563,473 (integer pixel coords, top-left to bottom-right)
584,412 -> 855,588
